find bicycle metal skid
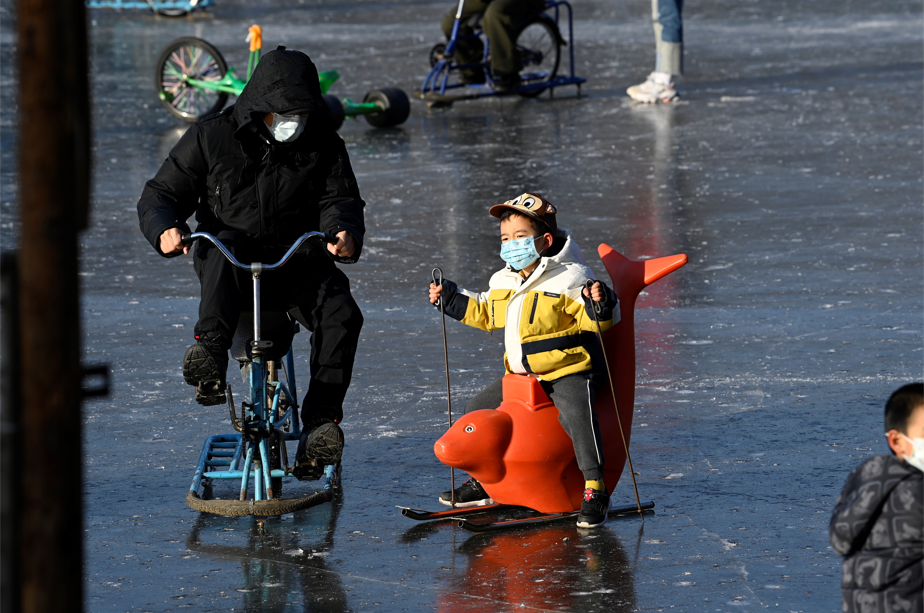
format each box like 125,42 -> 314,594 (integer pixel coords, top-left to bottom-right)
419,0 -> 585,102
184,231 -> 341,517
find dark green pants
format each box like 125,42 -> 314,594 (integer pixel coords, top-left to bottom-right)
441,0 -> 545,77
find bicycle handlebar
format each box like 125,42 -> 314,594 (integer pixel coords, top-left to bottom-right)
181,231 -> 338,272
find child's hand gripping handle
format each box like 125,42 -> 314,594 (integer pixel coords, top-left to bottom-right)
431,268 -> 444,308
584,279 -> 604,316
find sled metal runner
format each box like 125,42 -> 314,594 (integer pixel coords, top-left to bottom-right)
459,501 -> 655,533
398,502 -> 510,521
399,501 -> 654,531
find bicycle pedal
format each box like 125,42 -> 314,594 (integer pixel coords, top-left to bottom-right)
195,380 -> 227,406
292,460 -> 324,481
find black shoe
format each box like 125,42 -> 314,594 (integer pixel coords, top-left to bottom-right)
292,420 -> 344,481
459,69 -> 486,85
183,339 -> 228,406
576,487 -> 611,528
492,73 -> 521,94
439,477 -> 494,508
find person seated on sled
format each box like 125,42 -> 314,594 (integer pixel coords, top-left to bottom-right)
829,383 -> 923,612
137,48 -> 364,479
440,0 -> 545,92
428,193 -> 620,528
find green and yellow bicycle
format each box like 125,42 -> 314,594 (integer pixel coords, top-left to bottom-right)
155,24 -> 410,129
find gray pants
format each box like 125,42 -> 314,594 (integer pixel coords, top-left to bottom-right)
466,373 -> 606,481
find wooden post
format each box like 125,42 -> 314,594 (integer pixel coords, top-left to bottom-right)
17,0 -> 90,610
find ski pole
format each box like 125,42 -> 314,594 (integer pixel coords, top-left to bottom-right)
585,279 -> 644,515
433,268 -> 456,506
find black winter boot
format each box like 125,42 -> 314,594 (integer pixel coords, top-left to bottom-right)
292,418 -> 344,481
183,332 -> 229,406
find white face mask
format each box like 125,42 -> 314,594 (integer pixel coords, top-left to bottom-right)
269,113 -> 306,143
900,433 -> 924,472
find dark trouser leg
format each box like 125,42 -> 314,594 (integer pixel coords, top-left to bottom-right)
286,264 -> 363,427
192,230 -> 250,349
542,373 -> 606,481
441,0 -> 490,67
465,376 -> 505,412
481,0 -> 544,77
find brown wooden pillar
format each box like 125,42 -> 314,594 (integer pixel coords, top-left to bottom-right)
16,0 -> 90,610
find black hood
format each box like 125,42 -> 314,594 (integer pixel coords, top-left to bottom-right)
232,49 -> 329,131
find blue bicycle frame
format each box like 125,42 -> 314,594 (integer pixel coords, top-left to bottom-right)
185,232 -> 339,506
421,0 -> 585,98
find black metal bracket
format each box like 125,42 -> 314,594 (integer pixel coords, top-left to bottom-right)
80,363 -> 110,398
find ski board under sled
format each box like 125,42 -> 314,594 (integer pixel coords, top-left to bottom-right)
397,501 -> 655,532
398,503 -> 509,521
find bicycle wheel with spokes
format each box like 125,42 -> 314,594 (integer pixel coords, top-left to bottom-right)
155,37 -> 229,122
516,16 -> 561,98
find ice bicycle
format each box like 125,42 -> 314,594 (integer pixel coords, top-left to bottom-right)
156,24 -> 410,129
183,231 -> 341,517
418,0 -> 585,106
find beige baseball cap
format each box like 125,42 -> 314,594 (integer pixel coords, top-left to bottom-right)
488,193 -> 558,234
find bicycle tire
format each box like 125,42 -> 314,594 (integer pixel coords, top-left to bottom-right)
155,37 -> 228,122
186,489 -> 332,517
516,15 -> 561,98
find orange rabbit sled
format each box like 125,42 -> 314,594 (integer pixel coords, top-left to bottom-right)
433,245 -> 687,514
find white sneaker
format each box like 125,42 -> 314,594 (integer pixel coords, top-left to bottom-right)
627,72 -> 677,103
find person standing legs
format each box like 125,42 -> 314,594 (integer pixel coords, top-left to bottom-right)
627,0 -> 684,103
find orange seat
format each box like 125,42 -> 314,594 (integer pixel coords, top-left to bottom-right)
434,244 -> 687,513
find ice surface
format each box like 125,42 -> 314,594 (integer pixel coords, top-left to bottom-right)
1,0 -> 921,610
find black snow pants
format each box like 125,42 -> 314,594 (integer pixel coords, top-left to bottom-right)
192,231 -> 363,426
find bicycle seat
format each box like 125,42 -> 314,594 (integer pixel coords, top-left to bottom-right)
230,311 -> 298,363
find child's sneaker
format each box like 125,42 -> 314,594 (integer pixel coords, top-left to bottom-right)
626,72 -> 677,104
439,477 -> 494,508
576,487 -> 611,528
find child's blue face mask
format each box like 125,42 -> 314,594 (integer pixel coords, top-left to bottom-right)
500,236 -> 541,271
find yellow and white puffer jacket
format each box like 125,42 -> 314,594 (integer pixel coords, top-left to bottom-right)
439,229 -> 619,381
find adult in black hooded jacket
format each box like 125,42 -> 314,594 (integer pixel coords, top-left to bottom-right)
138,49 -> 363,473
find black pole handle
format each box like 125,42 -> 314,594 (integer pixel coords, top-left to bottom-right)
432,267 -> 444,307
585,279 -> 603,315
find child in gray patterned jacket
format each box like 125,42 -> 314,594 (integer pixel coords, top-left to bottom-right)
829,383 -> 923,613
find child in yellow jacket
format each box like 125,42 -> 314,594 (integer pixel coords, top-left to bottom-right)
429,193 -> 619,528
